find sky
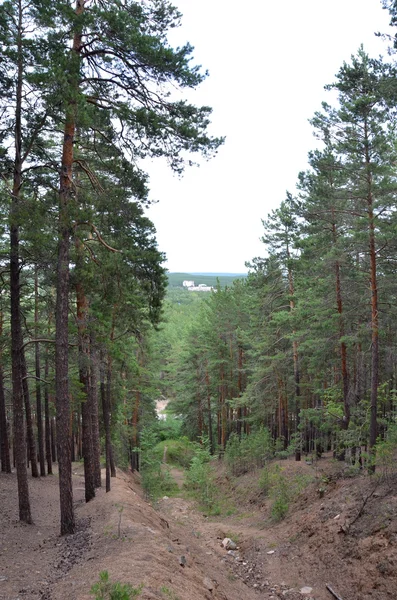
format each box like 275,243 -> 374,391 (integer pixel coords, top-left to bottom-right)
145,0 -> 394,274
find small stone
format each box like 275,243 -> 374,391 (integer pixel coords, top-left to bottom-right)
203,577 -> 214,591
222,537 -> 237,550
163,496 -> 169,500
179,555 -> 187,567
300,586 -> 313,594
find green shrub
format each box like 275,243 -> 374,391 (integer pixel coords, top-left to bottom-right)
271,492 -> 289,521
139,428 -> 179,500
185,443 -> 218,512
90,571 -> 142,600
258,465 -> 272,496
154,416 -> 183,441
375,423 -> 397,483
259,464 -> 313,521
269,466 -> 290,521
224,429 -> 273,476
153,437 -> 195,468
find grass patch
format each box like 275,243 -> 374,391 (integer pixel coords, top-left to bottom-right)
259,464 -> 314,522
90,571 -> 142,599
160,586 -> 180,600
153,437 -> 195,468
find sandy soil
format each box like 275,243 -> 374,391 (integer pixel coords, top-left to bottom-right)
0,456 -> 396,600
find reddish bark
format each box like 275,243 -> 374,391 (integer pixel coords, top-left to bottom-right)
55,0 -> 86,535
35,271 -> 46,476
10,0 -> 31,523
331,215 -> 350,428
76,266 -> 95,502
0,311 -> 11,473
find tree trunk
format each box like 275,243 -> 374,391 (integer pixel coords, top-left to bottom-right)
220,365 -> 227,451
196,366 -> 203,440
331,216 -> 350,428
55,0 -> 85,534
10,0 -> 31,524
75,239 -> 95,502
0,364 -> 10,473
90,341 -> 101,488
44,348 -> 52,475
364,121 -> 379,461
100,352 -> 111,492
106,356 -> 116,477
0,309 -> 11,473
35,270 -> 46,476
21,351 -> 38,477
237,346 -> 243,437
205,366 -> 213,454
50,417 -> 57,463
287,260 -> 301,461
131,389 -> 140,472
369,208 -> 379,451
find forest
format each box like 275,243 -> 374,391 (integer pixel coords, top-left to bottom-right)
2,0 -> 397,560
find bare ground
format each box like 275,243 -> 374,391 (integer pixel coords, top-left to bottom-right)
0,455 -> 396,600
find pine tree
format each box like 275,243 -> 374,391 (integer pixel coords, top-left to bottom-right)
262,194 -> 302,458
312,49 -> 397,458
28,0 -> 223,534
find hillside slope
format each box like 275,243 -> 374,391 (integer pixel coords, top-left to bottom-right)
0,456 -> 396,600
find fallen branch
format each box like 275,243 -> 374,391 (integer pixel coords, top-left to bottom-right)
326,583 -> 344,600
341,484 -> 378,533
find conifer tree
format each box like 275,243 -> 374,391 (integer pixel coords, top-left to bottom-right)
311,49 -> 397,457
28,0 -> 223,534
261,194 -> 302,458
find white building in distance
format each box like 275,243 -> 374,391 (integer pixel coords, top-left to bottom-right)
188,283 -> 214,292
182,280 -> 214,292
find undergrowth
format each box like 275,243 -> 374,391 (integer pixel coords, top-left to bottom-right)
139,428 -> 179,501
224,429 -> 273,476
153,437 -> 195,468
90,571 -> 142,599
185,438 -> 220,513
259,464 -> 313,521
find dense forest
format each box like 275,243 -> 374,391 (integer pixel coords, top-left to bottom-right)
160,45 -> 397,466
0,0 -> 222,535
3,0 -> 397,546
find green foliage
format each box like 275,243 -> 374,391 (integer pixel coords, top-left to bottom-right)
185,442 -> 218,512
375,423 -> 397,484
139,427 -> 179,501
152,417 -> 183,442
286,432 -> 303,458
259,464 -> 313,521
153,437 -> 195,468
90,571 -> 142,600
160,586 -> 180,600
224,429 -> 273,476
271,480 -> 290,522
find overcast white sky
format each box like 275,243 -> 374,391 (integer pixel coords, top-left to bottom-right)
145,0 -> 394,274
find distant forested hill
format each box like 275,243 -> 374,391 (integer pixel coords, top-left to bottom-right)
167,272 -> 247,288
